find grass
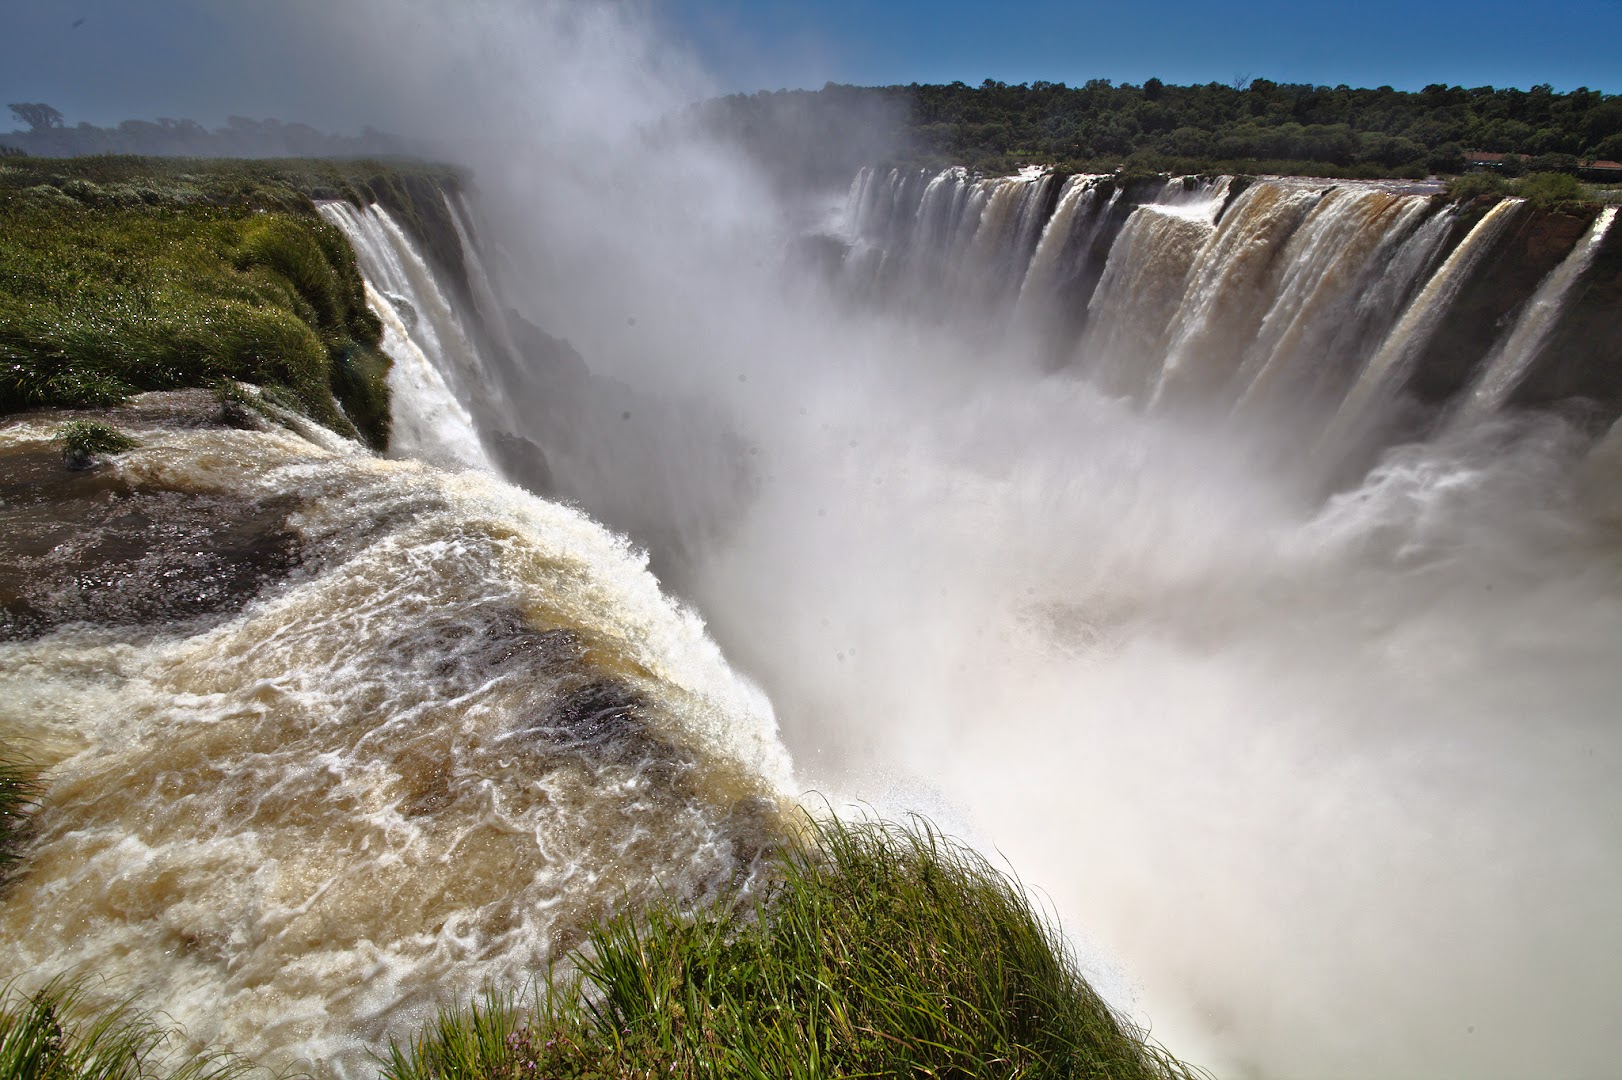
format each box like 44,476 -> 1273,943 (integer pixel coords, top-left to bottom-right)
0,155 -> 471,448
0,979 -> 262,1080
0,156 -> 462,215
56,420 -> 138,469
0,753 -> 42,875
0,195 -> 390,446
382,815 -> 1205,1080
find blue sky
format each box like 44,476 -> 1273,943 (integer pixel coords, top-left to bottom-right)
2,0 -> 1618,132
662,0 -> 1622,97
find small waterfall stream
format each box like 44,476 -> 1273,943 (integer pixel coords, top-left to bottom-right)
1455,205 -> 1618,422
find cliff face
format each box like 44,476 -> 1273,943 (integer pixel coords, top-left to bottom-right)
1408,203 -> 1609,411
1514,211 -> 1622,414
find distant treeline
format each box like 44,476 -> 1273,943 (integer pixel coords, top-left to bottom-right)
1,103 -> 420,159
692,79 -> 1622,185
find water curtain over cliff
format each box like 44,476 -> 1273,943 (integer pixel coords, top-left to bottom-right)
837,166 -> 1621,476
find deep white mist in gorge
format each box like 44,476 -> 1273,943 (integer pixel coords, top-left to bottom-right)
6,3 -> 1622,1079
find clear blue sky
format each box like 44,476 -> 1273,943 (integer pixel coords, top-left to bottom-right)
2,0 -> 1618,132
661,0 -> 1622,97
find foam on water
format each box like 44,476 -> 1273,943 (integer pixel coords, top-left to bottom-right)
0,420 -> 790,1078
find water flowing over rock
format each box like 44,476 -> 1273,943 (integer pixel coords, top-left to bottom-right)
0,376 -> 789,1077
830,166 -> 1622,481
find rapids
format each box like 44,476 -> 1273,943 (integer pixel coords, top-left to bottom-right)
0,409 -> 788,1077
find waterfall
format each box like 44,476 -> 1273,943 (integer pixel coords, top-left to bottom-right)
317,201 -> 509,469
305,169 -> 1621,1080
1317,198 -> 1525,460
313,173 -> 1622,1080
1076,204 -> 1215,398
831,167 -> 1622,481
1012,175 -> 1103,318
844,166 -> 1058,327
9,150 -> 1619,1080
1454,206 -> 1618,423
1231,189 -> 1440,419
1149,180 -> 1323,407
361,279 -> 492,471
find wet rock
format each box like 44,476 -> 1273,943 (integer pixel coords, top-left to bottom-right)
0,444 -> 301,639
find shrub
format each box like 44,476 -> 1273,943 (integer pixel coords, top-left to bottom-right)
1515,171 -> 1589,210
1446,171 -> 1509,202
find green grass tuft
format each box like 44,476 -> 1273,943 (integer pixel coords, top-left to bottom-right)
383,815 -> 1205,1080
56,419 -> 138,469
0,979 -> 263,1080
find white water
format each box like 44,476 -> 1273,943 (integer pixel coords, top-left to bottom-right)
1078,204 -> 1215,397
1149,181 -> 1323,406
1232,188 -> 1440,420
317,201 -> 511,469
1012,175 -> 1101,313
363,279 -> 493,471
0,416 -> 790,1076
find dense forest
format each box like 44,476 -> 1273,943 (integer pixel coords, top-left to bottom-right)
0,105 -> 417,159
691,79 -> 1622,186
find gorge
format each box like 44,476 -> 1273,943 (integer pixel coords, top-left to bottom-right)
3,120 -> 1622,1080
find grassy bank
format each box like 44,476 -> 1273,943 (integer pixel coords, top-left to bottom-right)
0,818 -> 1203,1079
386,816 -> 1202,1080
0,157 -> 464,448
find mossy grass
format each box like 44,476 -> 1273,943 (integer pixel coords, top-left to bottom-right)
0,193 -> 390,446
383,815 -> 1205,1080
1447,170 -> 1603,211
0,979 -> 262,1080
55,419 -> 138,469
1446,171 -> 1510,202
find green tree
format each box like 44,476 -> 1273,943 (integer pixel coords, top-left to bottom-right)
7,102 -> 63,132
